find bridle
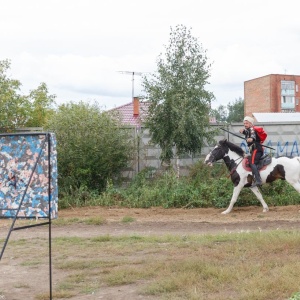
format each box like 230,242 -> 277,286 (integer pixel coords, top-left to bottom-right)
209,145 -> 244,177
227,155 -> 244,177
209,146 -> 223,163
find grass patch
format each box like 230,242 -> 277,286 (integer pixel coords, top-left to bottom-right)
54,231 -> 300,299
13,283 -> 30,288
20,260 -> 42,267
35,290 -> 76,299
52,216 -> 106,226
3,230 -> 300,299
121,216 -> 135,223
91,234 -> 111,242
83,216 -> 106,225
56,259 -> 118,270
290,292 -> 300,300
52,217 -> 81,225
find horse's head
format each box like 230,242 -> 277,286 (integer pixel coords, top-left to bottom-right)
204,139 -> 228,166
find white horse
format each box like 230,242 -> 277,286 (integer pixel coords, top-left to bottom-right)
204,139 -> 300,214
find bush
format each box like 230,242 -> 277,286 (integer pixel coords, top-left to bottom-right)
45,101 -> 134,197
58,159 -> 300,210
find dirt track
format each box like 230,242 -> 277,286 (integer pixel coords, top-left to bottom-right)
55,205 -> 300,236
2,205 -> 300,239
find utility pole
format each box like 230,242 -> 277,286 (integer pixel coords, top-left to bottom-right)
118,71 -> 143,100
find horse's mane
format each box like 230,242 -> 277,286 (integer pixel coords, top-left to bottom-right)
223,139 -> 244,157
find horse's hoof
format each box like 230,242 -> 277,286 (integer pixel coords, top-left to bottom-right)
221,211 -> 229,215
263,207 -> 269,213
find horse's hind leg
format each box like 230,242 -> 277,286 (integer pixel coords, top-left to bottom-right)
250,186 -> 269,212
221,185 -> 243,214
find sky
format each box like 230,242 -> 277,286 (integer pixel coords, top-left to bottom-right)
1,0 -> 300,110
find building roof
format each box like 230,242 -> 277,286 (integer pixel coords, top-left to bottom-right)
253,112 -> 300,123
109,100 -> 149,127
245,73 -> 300,83
110,99 -> 216,126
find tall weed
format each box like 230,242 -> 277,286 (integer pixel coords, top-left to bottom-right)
59,161 -> 300,209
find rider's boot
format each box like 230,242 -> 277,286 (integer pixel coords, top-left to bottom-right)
250,164 -> 262,187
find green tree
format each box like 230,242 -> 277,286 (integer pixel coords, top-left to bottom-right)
45,101 -> 134,193
226,97 -> 244,123
26,82 -> 56,127
142,25 -> 216,166
212,98 -> 244,123
0,59 -> 30,130
0,59 -> 56,131
211,104 -> 227,123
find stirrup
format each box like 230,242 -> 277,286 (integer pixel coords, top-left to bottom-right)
251,181 -> 262,187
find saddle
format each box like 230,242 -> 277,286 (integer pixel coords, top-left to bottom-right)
245,154 -> 272,170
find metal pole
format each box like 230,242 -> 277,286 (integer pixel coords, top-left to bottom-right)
0,133 -> 55,300
118,71 -> 143,101
47,133 -> 53,300
132,72 -> 134,101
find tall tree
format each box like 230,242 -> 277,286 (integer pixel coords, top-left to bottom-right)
226,97 -> 244,123
0,59 -> 30,130
211,98 -> 244,123
142,25 -> 216,167
0,59 -> 56,131
26,82 -> 56,127
211,104 -> 228,123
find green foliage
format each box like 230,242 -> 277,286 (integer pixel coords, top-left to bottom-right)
289,292 -> 300,300
211,97 -> 244,123
226,97 -> 244,123
45,101 -> 134,196
0,59 -> 29,130
94,162 -> 227,208
86,160 -> 300,210
26,82 -> 56,127
142,25 -> 216,164
121,216 -> 135,223
260,180 -> 300,206
0,59 -> 56,131
211,104 -> 227,123
58,185 -> 100,209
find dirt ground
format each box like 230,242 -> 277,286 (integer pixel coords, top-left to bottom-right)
57,205 -> 300,235
1,205 -> 300,299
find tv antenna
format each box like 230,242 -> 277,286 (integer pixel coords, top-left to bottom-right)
118,71 -> 143,100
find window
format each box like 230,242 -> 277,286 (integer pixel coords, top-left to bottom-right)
281,80 -> 295,109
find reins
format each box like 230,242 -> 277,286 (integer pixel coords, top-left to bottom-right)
227,155 -> 244,178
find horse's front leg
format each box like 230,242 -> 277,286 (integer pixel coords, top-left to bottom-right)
250,186 -> 269,212
221,184 -> 243,214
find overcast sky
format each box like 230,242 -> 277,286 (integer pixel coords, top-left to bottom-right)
1,0 -> 299,110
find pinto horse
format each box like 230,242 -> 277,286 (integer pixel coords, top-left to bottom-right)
204,139 -> 300,214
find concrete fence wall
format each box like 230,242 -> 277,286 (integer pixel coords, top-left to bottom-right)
121,122 -> 300,180
15,125 -> 300,181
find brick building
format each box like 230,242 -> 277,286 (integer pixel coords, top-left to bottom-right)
244,74 -> 300,117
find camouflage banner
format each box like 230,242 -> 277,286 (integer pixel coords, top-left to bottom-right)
0,133 -> 58,219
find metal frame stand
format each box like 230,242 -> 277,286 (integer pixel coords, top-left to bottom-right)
0,133 -> 53,300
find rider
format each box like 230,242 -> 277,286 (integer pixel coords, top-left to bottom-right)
239,116 -> 263,187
